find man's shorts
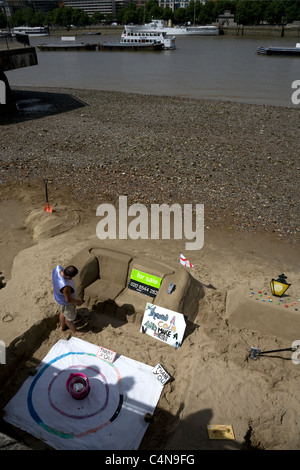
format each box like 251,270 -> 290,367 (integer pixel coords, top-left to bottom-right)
60,304 -> 77,322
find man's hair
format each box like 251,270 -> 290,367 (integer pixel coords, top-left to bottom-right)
64,265 -> 78,278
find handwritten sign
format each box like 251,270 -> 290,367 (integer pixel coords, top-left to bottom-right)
96,346 -> 117,363
128,269 -> 162,298
152,363 -> 171,386
140,303 -> 186,348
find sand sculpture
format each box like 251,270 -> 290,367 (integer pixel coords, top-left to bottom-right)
68,246 -> 205,325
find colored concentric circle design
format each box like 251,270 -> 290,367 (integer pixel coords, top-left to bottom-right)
27,352 -> 123,439
48,365 -> 109,419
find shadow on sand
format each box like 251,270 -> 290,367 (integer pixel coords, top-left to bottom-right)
0,86 -> 87,124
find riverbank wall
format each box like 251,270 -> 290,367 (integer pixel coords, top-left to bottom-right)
220,24 -> 300,37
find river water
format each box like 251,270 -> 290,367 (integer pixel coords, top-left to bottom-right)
6,33 -> 300,108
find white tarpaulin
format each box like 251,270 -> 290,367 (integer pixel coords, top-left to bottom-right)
3,337 -> 164,450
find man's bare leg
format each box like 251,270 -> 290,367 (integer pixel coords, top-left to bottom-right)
59,311 -> 67,331
65,319 -> 84,336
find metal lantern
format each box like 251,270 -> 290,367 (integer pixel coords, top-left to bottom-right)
270,274 -> 291,297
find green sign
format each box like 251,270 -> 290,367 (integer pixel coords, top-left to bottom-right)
130,269 -> 162,288
128,269 -> 162,297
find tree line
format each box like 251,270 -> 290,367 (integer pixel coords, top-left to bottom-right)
123,0 -> 300,25
1,0 -> 300,29
0,6 -> 101,28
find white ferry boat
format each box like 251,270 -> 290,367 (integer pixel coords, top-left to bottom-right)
12,26 -> 50,37
122,26 -> 176,49
136,19 -> 219,36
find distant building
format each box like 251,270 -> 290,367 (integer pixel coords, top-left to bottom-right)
159,1 -> 187,10
61,0 -> 132,16
158,0 -> 206,12
2,0 -> 130,16
115,0 -> 132,12
0,0 -> 25,16
0,1 -> 13,17
62,0 -> 114,16
33,0 -> 59,11
217,10 -> 236,27
1,0 -> 59,14
2,0 -> 209,17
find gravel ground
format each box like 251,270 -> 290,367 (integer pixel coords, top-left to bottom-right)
1,86 -> 299,244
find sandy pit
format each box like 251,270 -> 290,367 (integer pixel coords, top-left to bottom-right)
0,182 -> 299,451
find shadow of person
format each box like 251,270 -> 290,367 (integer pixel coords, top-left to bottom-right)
75,304 -> 136,334
164,408 -> 243,450
73,307 -> 92,333
1,355 -> 139,450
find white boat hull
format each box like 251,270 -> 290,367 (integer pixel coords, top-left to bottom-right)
122,27 -> 176,49
12,27 -> 50,37
165,28 -> 219,36
135,20 -> 219,36
142,27 -> 219,36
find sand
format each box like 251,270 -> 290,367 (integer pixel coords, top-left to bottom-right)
0,183 -> 299,451
0,88 -> 300,451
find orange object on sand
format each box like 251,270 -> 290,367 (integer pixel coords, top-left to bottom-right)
44,179 -> 53,213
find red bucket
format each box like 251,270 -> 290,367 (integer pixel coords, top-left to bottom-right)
66,373 -> 90,400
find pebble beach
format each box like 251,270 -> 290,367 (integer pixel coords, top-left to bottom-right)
1,86 -> 299,244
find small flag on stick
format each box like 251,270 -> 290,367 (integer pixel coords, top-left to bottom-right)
180,253 -> 194,268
